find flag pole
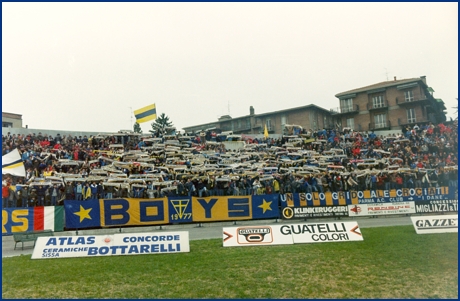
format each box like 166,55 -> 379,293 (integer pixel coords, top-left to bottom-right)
129,107 -> 133,129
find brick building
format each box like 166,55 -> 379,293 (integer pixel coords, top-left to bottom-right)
183,104 -> 339,135
2,112 -> 23,128
333,76 -> 447,132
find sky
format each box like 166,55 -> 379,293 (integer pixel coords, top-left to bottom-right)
2,2 -> 458,134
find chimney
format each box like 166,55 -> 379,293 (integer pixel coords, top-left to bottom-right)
420,75 -> 427,84
394,76 -> 396,81
250,106 -> 254,115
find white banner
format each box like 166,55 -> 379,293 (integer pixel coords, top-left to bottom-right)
223,225 -> 294,247
32,231 -> 190,259
348,202 -> 416,216
410,215 -> 458,234
287,222 -> 363,244
223,222 -> 363,247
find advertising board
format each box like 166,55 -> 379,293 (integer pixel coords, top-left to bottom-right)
223,221 -> 363,247
414,200 -> 458,213
223,225 -> 294,247
410,215 -> 458,234
286,222 -> 363,244
31,231 -> 190,259
281,206 -> 348,219
348,202 -> 415,216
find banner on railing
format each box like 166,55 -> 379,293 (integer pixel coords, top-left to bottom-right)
280,187 -> 453,208
414,200 -> 458,214
2,206 -> 64,235
168,197 -> 193,224
191,195 -> 280,223
64,195 -> 281,229
65,198 -> 170,229
281,205 -> 349,219
347,202 -> 416,217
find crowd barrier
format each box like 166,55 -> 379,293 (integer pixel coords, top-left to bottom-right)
2,187 -> 457,235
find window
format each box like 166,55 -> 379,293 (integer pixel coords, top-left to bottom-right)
340,98 -> 353,112
2,122 -> 12,128
237,120 -> 241,129
404,90 -> 414,102
374,114 -> 387,128
407,108 -> 416,123
266,119 -> 272,130
246,119 -> 251,128
372,95 -> 385,108
281,115 -> 287,127
346,118 -> 354,129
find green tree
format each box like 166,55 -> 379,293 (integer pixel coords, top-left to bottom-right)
133,122 -> 142,133
149,113 -> 174,134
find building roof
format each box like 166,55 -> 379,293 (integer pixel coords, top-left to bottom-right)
2,112 -> 22,119
335,77 -> 424,98
183,104 -> 331,130
255,104 -> 331,117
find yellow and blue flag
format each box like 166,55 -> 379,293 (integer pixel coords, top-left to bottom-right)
134,103 -> 157,124
2,148 -> 26,177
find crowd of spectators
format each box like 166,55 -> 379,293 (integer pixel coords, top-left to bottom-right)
2,120 -> 458,208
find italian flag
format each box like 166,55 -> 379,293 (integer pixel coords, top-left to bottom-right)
33,206 -> 65,232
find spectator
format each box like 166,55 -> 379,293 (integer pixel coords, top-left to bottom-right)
2,183 -> 10,208
75,182 -> 83,200
82,183 -> 92,200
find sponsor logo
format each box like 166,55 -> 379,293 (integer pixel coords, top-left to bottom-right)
32,232 -> 190,259
350,205 -> 362,214
294,206 -> 348,214
368,205 -> 411,211
282,207 -> 294,219
411,215 -> 458,234
237,227 -> 273,244
414,200 -> 458,213
415,218 -> 457,230
170,199 -> 191,220
283,206 -> 348,219
280,223 -> 347,235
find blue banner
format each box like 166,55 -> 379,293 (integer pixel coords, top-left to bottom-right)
251,194 -> 280,219
168,197 -> 193,224
279,187 -> 454,208
65,199 -> 101,229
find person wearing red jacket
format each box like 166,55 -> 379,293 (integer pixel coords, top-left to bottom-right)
40,137 -> 50,148
2,183 -> 10,208
352,146 -> 361,158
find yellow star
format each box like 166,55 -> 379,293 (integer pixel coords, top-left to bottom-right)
258,199 -> 272,214
74,205 -> 92,223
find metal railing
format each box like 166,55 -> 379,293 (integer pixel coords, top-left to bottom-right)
367,99 -> 388,110
331,104 -> 359,114
396,96 -> 428,105
398,117 -> 431,126
369,120 -> 391,130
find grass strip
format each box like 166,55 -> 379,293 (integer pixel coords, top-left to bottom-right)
2,225 -> 457,299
